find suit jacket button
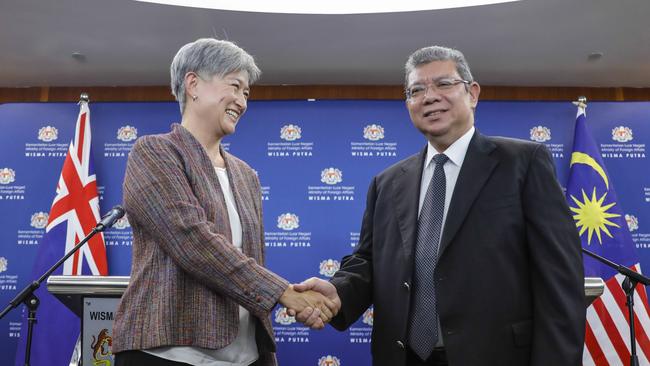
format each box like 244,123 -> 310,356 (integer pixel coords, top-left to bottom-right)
396,340 -> 405,349
403,282 -> 410,290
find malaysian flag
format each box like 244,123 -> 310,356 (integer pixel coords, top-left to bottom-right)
566,100 -> 650,365
14,97 -> 108,365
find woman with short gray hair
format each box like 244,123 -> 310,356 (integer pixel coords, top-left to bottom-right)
112,38 -> 338,366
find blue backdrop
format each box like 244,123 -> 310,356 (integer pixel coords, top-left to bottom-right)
0,100 -> 648,365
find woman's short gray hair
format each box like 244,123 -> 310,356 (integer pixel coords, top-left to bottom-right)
404,46 -> 474,87
170,38 -> 261,113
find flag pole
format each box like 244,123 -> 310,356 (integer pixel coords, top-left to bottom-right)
572,95 -> 587,109
78,92 -> 89,105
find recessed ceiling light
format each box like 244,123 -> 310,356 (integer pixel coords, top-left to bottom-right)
587,52 -> 604,62
136,0 -> 518,14
71,52 -> 87,62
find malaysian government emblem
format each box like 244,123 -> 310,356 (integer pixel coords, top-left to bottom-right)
321,168 -> 343,185
113,215 -> 131,230
529,125 -> 551,142
612,126 -> 633,142
274,307 -> 297,325
38,126 -> 59,142
362,307 -> 374,326
117,125 -> 138,142
318,355 -> 341,366
0,168 -> 16,185
319,259 -> 340,277
626,214 -> 639,232
363,124 -> 384,141
277,213 -> 300,231
280,124 -> 302,141
0,257 -> 7,273
30,212 -> 49,229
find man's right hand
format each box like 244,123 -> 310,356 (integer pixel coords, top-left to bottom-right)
279,284 -> 337,326
289,277 -> 341,329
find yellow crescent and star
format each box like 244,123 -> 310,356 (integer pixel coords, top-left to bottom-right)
568,151 -> 621,245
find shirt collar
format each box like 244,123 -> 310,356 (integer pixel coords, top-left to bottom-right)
424,126 -> 475,169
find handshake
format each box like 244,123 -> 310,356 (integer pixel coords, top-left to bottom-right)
279,277 -> 341,329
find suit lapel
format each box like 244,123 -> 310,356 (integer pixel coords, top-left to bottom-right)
393,148 -> 427,260
439,131 -> 498,257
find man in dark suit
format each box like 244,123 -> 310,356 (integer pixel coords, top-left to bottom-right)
293,46 -> 585,366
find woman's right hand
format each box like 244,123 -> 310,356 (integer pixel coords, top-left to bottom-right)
279,285 -> 337,324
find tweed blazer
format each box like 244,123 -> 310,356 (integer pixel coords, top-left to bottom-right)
112,124 -> 289,365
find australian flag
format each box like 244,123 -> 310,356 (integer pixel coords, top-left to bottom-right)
14,99 -> 108,365
566,101 -> 650,365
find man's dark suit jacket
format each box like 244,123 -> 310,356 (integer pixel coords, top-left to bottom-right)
330,130 -> 585,366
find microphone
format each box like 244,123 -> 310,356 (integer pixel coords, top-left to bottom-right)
95,205 -> 125,231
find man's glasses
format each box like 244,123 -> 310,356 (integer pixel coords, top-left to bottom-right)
405,78 -> 470,100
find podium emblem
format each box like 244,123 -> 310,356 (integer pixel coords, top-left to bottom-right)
90,328 -> 113,365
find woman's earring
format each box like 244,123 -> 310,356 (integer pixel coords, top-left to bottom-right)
191,95 -> 198,101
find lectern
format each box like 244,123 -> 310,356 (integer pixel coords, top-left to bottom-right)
48,276 -> 128,366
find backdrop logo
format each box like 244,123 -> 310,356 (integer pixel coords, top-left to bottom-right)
318,355 -> 341,366
362,307 -> 374,326
612,126 -> 633,142
363,124 -> 385,141
90,328 -> 113,364
117,125 -> 138,142
321,168 -> 343,185
113,215 -> 131,230
37,126 -> 59,142
319,259 -> 340,277
277,213 -> 300,231
0,168 -> 16,185
529,126 -> 551,142
30,212 -> 49,229
274,307 -> 297,325
0,257 -> 7,273
280,124 -> 302,141
626,214 -> 639,232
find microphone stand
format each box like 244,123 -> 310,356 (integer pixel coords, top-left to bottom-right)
582,248 -> 650,366
0,207 -> 122,366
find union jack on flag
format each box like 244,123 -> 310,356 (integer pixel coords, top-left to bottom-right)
47,99 -> 107,275
14,98 -> 108,366
565,101 -> 650,365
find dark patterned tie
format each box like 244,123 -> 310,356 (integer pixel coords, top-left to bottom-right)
408,153 -> 448,361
